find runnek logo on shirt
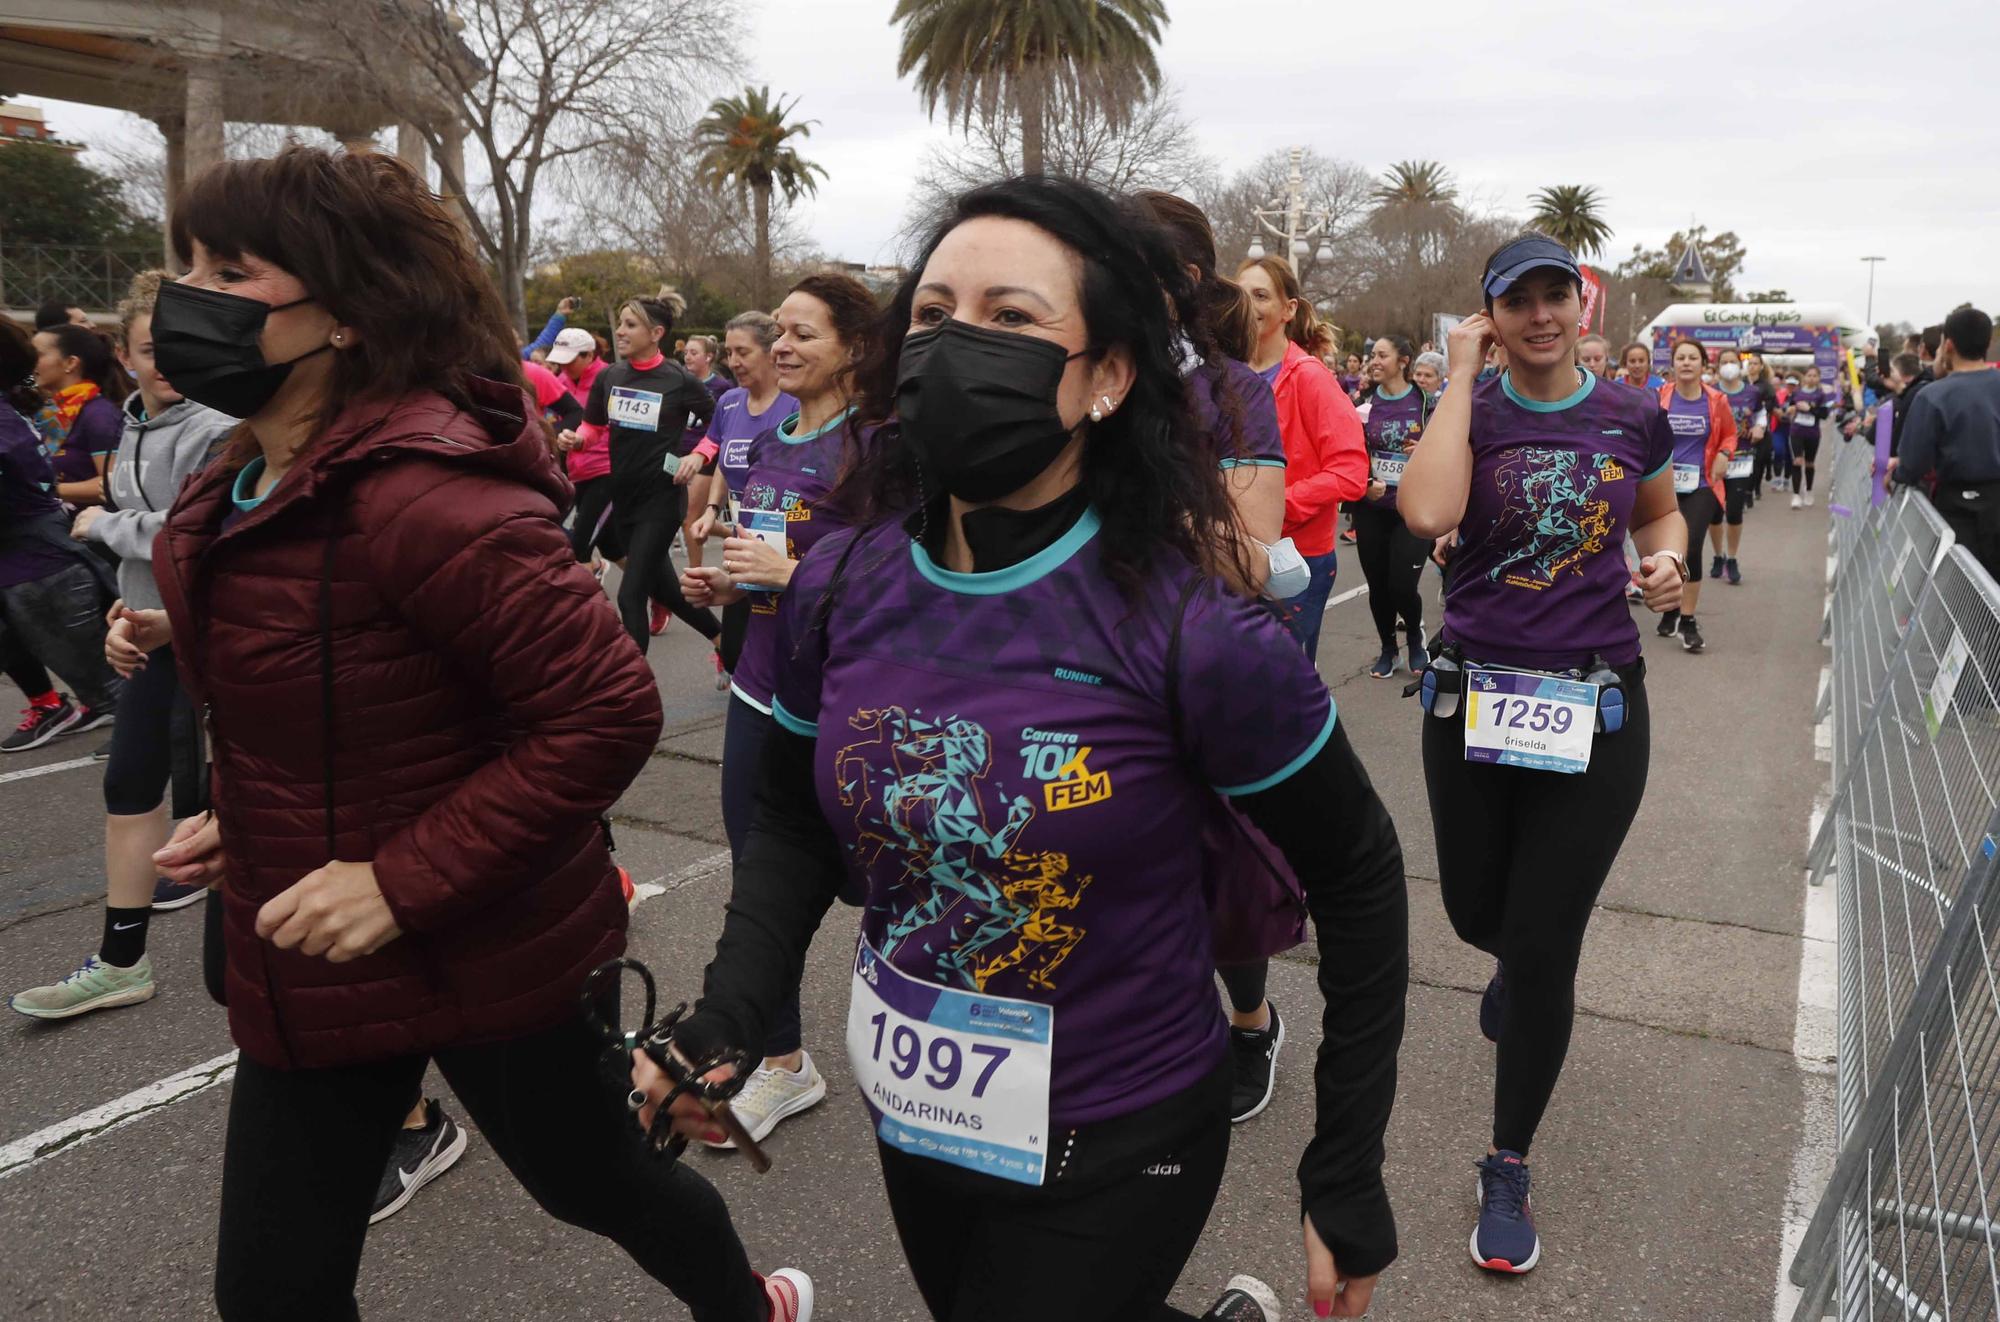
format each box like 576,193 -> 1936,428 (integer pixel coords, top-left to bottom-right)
1020,727 -> 1113,811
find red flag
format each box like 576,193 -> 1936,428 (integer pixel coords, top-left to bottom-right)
1578,264 -> 1606,335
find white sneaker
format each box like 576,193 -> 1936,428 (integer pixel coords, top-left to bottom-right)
1213,1275 -> 1282,1319
1790,494 -> 1804,509
1804,493 -> 1815,506
763,1267 -> 814,1322
708,1051 -> 827,1148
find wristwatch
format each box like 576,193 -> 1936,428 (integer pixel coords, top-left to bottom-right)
1655,549 -> 1693,583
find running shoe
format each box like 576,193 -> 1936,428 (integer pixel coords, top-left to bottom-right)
89,741 -> 112,762
1368,647 -> 1397,679
369,1098 -> 468,1224
1804,492 -> 1815,507
1654,611 -> 1679,640
1708,554 -> 1725,580
705,1052 -> 828,1148
1479,962 -> 1505,1043
1624,582 -> 1644,604
70,703 -> 115,734
1725,558 -> 1742,586
1,695 -> 79,753
1790,494 -> 1804,509
618,865 -> 636,906
761,1268 -> 814,1322
1339,526 -> 1357,545
1228,1002 -> 1285,1123
1204,1275 -> 1281,1320
151,877 -> 207,911
1472,1150 -> 1540,1273
649,602 -> 671,636
712,648 -> 729,691
11,953 -> 154,1019
1680,619 -> 1705,653
1407,641 -> 1428,677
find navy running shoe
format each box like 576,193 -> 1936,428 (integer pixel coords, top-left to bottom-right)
1708,553 -> 1725,580
1473,1150 -> 1539,1273
1368,647 -> 1397,679
1479,962 -> 1505,1043
1725,558 -> 1742,586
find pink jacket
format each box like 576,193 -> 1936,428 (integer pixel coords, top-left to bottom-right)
1272,341 -> 1368,555
561,359 -> 609,483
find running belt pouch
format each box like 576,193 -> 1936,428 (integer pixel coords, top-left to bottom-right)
1164,576 -> 1308,964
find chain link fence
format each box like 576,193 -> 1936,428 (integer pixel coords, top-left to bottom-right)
0,242 -> 160,315
1790,435 -> 2000,1320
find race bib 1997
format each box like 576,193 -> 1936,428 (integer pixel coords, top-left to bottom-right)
847,939 -> 1054,1186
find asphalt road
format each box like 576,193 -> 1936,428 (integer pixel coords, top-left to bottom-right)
0,495 -> 1834,1321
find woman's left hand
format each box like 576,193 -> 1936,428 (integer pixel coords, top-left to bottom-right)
1303,1215 -> 1378,1318
1710,456 -> 1730,486
256,860 -> 403,962
672,453 -> 706,487
70,506 -> 102,541
1634,553 -> 1685,614
720,535 -> 794,591
1366,480 -> 1388,501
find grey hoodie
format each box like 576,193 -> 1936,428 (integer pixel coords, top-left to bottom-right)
85,394 -> 237,609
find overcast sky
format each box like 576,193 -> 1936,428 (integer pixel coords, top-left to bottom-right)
38,0 -> 1995,329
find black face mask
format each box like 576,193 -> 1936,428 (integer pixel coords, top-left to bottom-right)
151,280 -> 332,420
896,320 -> 1089,503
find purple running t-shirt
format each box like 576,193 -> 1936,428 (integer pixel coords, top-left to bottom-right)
1666,387 -> 1712,470
705,386 -> 800,500
768,512 -> 1335,1126
1441,371 -> 1674,670
1188,356 -> 1286,469
726,409 -> 856,712
1361,385 -> 1430,511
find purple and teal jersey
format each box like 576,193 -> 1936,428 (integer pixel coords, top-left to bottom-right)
1361,386 -> 1430,510
1255,360 -> 1281,389
727,409 -> 858,712
706,387 -> 799,499
768,514 -> 1335,1126
0,407 -> 72,588
1666,388 -> 1712,469
1442,372 -> 1674,670
1722,384 -> 1766,440
51,394 -> 118,490
1188,357 -> 1286,470
1788,385 -> 1836,436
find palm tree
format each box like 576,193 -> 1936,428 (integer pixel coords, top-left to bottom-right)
891,0 -> 1169,177
693,87 -> 828,309
1369,160 -> 1460,270
1527,185 -> 1612,261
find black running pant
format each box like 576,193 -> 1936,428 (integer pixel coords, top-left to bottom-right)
1723,475 -> 1755,527
1,629 -> 52,699
1421,666 -> 1650,1154
880,1109 -> 1231,1321
569,475 -> 620,563
614,499 -> 721,654
720,693 -> 803,1058
215,1015 -> 765,1322
102,642 -> 179,815
1350,501 -> 1427,650
1677,488 -> 1718,567
719,599 -> 751,675
1931,481 -> 2000,587
1790,431 -> 1822,491
0,562 -> 121,712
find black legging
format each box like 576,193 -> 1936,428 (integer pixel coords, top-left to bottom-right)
215,1015 -> 765,1322
614,497 -> 720,654
1677,487 -> 1718,567
879,1105 -> 1232,1321
1421,665 -> 1649,1154
102,642 -> 179,815
1790,431 -> 1822,492
719,599 -> 751,675
569,475 -> 617,563
721,693 -> 803,1058
1723,476 -> 1754,527
1350,502 -> 1427,650
2,629 -> 52,699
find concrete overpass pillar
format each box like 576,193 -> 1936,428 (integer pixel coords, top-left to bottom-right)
184,60 -> 224,183
396,123 -> 430,183
437,120 -> 469,231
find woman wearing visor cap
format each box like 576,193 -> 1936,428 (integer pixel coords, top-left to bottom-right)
1396,233 -> 1688,1276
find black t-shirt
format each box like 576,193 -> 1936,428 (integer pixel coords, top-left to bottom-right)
584,357 -> 717,521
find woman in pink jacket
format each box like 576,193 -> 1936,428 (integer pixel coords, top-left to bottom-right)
1238,257 -> 1368,662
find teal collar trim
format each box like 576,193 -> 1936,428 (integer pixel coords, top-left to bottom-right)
777,406 -> 855,445
1500,368 -> 1595,413
1374,383 -> 1413,401
231,457 -> 271,512
911,506 -> 1102,596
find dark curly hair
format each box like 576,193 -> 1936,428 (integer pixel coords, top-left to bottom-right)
837,174 -> 1249,598
0,317 -> 44,418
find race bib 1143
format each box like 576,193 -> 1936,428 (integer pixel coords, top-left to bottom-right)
608,387 -> 664,432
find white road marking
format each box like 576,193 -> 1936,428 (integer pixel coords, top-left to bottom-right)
0,755 -> 97,787
1323,583 -> 1370,612
0,851 -> 736,1179
0,1050 -> 238,1181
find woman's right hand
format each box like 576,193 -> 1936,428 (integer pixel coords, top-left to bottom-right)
1446,313 -> 1496,383
154,811 -> 225,889
631,1048 -> 739,1146
689,508 -> 717,543
681,564 -> 744,609
106,606 -> 171,677
555,429 -> 580,453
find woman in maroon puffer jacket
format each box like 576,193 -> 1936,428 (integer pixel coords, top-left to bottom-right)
141,147 -> 804,1322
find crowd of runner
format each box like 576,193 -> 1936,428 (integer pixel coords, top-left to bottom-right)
3,142 -> 1988,1322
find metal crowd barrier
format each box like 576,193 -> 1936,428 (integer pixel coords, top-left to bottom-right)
1789,440 -> 2000,1320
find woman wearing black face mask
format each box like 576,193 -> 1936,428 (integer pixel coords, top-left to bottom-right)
142,147 -> 808,1322
636,176 -> 1408,1322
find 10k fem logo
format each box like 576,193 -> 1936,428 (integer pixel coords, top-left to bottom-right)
1019,727 -> 1113,811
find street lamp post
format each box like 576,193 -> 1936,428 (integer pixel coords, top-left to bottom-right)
1245,146 -> 1337,278
1861,255 -> 1886,325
